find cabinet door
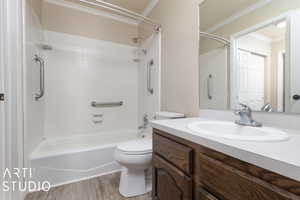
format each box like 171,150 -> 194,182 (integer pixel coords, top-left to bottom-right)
153,154 -> 192,200
198,188 -> 220,200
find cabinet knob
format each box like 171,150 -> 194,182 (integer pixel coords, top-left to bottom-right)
293,95 -> 300,101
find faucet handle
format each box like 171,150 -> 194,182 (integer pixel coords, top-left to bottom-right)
238,103 -> 251,111
239,103 -> 248,108
138,126 -> 144,130
234,110 -> 241,115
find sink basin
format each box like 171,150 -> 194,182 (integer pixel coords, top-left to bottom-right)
187,121 -> 289,142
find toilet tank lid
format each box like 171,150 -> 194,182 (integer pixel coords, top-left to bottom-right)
156,112 -> 185,119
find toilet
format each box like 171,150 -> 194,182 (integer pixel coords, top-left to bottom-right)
115,112 -> 185,197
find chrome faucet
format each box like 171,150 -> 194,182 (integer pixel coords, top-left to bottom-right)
234,103 -> 262,127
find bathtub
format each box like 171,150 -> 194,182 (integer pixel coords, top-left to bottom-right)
30,130 -> 140,187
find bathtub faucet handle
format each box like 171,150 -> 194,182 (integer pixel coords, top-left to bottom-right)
138,114 -> 150,137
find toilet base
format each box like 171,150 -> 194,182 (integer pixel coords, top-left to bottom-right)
119,167 -> 152,197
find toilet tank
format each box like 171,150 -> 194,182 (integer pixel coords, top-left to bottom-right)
155,112 -> 185,120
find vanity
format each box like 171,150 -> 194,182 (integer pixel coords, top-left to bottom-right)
151,118 -> 300,200
150,1 -> 300,199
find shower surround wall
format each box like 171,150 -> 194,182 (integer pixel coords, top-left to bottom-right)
24,0 -> 45,168
43,31 -> 139,138
138,33 -> 161,134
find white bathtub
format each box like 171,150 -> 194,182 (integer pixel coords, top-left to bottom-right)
30,130 -> 139,187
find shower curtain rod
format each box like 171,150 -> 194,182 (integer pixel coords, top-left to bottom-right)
200,32 -> 230,45
77,0 -> 161,31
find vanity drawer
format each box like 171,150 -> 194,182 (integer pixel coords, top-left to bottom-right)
198,154 -> 298,200
153,133 -> 193,175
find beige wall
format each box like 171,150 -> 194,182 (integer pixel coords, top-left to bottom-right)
42,2 -> 138,46
27,0 -> 43,22
139,0 -> 199,117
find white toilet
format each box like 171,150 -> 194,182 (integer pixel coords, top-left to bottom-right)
115,112 -> 185,197
115,138 -> 152,197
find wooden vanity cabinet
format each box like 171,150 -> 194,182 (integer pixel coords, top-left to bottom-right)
153,155 -> 192,200
153,129 -> 300,200
153,133 -> 193,200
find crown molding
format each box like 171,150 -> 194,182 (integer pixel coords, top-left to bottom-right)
44,0 -> 138,25
249,33 -> 272,43
198,0 -> 206,6
142,0 -> 159,17
206,0 -> 273,33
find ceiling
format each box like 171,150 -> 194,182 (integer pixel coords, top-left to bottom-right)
64,0 -> 152,15
200,0 -> 260,31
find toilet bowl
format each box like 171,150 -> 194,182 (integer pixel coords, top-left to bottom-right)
115,112 -> 185,197
115,138 -> 152,197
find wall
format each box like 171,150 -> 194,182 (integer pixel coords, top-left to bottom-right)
139,0 -> 199,117
43,31 -> 139,138
24,0 -> 45,167
42,1 -> 138,46
27,0 -> 42,21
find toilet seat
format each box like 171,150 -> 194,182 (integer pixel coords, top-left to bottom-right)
117,139 -> 152,155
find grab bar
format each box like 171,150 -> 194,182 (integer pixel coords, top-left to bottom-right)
33,55 -> 45,101
147,59 -> 154,94
91,101 -> 123,108
207,74 -> 212,100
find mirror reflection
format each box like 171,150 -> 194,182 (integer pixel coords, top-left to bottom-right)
199,0 -> 300,114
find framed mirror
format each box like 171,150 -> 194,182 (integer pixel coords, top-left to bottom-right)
199,0 -> 300,114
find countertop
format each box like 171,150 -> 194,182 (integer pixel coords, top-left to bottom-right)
150,118 -> 300,182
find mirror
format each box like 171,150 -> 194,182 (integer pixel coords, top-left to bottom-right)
199,0 -> 300,114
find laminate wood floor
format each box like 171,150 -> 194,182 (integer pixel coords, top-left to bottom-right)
25,173 -> 152,200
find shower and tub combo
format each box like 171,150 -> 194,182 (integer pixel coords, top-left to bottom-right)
23,0 -> 165,196
27,31 -> 161,193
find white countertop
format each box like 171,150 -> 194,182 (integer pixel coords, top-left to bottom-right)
150,118 -> 300,182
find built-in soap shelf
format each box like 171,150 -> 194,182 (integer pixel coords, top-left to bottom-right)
92,114 -> 104,124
